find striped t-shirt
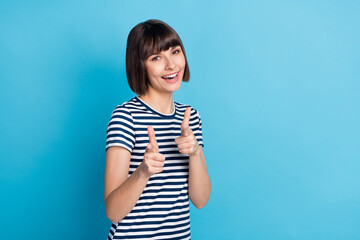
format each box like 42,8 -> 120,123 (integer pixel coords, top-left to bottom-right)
105,96 -> 204,240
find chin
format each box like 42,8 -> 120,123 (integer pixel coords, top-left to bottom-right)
170,82 -> 182,92
160,81 -> 182,93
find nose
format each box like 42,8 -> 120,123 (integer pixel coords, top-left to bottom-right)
165,56 -> 176,70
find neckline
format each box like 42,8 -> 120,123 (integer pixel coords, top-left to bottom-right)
135,96 -> 176,118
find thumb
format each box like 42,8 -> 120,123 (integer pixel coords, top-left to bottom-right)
181,107 -> 191,136
147,126 -> 159,152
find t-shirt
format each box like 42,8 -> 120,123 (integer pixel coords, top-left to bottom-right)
105,96 -> 204,240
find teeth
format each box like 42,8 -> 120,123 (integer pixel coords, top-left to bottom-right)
163,73 -> 178,79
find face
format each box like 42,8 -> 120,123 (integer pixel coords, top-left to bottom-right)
144,45 -> 186,95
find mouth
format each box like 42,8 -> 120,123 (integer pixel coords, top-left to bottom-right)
161,72 -> 179,81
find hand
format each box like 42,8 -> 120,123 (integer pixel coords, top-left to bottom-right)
175,107 -> 200,156
140,126 -> 166,177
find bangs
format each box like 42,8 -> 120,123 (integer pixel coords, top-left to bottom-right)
141,25 -> 182,60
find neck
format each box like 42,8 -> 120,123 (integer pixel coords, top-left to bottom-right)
139,90 -> 174,115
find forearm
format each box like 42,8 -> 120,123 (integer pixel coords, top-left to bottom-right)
105,165 -> 149,223
188,148 -> 211,208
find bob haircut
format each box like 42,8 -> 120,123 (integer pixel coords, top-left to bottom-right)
126,19 -> 190,95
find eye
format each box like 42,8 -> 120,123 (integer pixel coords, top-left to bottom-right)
151,56 -> 160,61
173,48 -> 181,54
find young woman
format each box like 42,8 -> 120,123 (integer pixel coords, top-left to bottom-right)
104,19 -> 211,240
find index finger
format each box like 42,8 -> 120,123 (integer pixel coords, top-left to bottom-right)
181,107 -> 191,131
147,126 -> 159,152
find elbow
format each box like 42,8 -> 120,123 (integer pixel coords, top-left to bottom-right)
105,199 -> 122,223
109,217 -> 121,224
105,207 -> 117,223
193,199 -> 209,209
106,208 -> 122,224
190,185 -> 211,209
191,195 -> 210,209
194,203 -> 206,209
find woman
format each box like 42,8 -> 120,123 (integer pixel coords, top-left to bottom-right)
104,19 -> 211,240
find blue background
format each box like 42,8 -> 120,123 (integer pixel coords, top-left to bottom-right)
1,1 -> 359,239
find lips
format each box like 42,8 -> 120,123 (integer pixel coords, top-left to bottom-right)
161,72 -> 179,79
162,72 -> 179,83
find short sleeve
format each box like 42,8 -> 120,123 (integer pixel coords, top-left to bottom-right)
105,105 -> 135,153
190,108 -> 204,148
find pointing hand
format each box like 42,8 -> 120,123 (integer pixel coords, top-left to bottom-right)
140,126 -> 166,177
175,107 -> 200,156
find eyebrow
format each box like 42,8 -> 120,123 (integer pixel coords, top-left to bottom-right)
147,46 -> 180,58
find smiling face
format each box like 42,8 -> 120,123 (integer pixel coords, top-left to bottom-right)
126,19 -> 190,96
144,45 -> 186,95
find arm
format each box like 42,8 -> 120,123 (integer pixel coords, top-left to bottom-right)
175,107 -> 211,209
104,146 -> 150,223
188,146 -> 211,209
104,126 -> 165,223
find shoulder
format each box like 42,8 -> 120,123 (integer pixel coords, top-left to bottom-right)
174,100 -> 201,117
108,97 -> 140,124
111,97 -> 138,115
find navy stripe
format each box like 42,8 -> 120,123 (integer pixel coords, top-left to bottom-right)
138,192 -> 187,201
107,140 -> 133,151
118,215 -> 189,227
135,198 -> 188,207
149,175 -> 188,181
130,162 -> 188,170
123,209 -> 190,220
136,132 -> 180,137
141,188 -> 187,194
113,226 -> 190,239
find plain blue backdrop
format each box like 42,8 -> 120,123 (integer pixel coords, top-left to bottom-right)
1,0 -> 359,239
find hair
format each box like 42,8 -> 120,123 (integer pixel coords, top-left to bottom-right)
126,19 -> 190,95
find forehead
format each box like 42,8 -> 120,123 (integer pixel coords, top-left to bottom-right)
142,33 -> 181,59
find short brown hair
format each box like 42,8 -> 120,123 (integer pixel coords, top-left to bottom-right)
126,19 -> 190,95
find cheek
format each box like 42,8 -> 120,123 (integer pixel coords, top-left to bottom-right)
146,68 -> 163,84
178,55 -> 186,69
154,65 -> 166,76
145,62 -> 163,76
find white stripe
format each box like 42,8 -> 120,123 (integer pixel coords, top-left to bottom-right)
139,190 -> 187,198
108,124 -> 134,136
126,206 -> 190,217
121,212 -> 189,224
132,200 -> 188,211
152,230 -> 191,240
146,178 -> 187,184
129,164 -> 188,171
107,135 -> 134,146
129,165 -> 188,172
